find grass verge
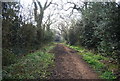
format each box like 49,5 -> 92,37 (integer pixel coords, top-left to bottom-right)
66,44 -> 117,79
3,44 -> 55,79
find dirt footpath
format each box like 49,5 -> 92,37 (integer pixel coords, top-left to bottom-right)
50,44 -> 99,79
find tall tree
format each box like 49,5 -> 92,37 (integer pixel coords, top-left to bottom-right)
33,0 -> 53,45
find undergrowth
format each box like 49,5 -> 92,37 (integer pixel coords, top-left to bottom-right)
3,44 -> 55,79
66,44 -> 117,79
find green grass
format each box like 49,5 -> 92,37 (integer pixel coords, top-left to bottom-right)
66,44 -> 116,79
3,45 -> 55,79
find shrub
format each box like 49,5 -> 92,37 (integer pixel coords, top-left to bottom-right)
2,49 -> 17,66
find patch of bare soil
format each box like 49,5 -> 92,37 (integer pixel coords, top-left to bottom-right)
50,44 -> 99,79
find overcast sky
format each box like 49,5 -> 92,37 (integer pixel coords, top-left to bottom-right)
20,0 -> 120,30
20,0 -> 83,30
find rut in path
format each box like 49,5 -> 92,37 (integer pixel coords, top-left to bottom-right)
50,44 -> 99,79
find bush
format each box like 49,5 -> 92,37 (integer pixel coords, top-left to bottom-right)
2,49 -> 17,66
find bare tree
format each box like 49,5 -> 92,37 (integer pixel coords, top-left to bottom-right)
33,0 -> 53,29
64,1 -> 88,17
57,22 -> 69,43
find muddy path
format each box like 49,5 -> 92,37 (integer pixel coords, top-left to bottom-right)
50,44 -> 99,79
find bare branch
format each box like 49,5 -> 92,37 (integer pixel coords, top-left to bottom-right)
44,0 -> 53,10
36,0 -> 42,11
64,7 -> 73,11
60,15 -> 64,19
33,0 -> 38,10
64,1 -> 84,16
23,17 -> 33,22
58,26 -> 63,31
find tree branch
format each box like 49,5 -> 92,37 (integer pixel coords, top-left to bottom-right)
44,0 -> 53,10
36,0 -> 42,11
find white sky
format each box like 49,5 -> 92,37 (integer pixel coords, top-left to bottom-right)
20,0 -> 120,30
20,0 -> 83,29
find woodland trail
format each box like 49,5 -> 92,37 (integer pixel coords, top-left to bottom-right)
50,44 -> 99,79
